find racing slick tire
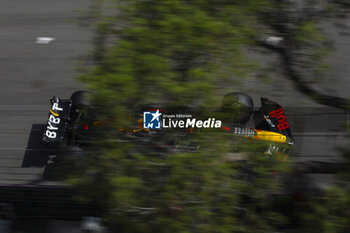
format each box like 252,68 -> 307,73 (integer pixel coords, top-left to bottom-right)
70,90 -> 91,110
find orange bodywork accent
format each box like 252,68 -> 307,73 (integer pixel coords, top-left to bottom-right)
50,109 -> 59,117
93,120 -> 104,126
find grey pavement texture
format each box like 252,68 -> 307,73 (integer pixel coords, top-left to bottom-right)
0,0 -> 349,186
0,0 -> 90,105
0,0 -> 91,185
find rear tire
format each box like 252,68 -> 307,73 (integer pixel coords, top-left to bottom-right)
70,90 -> 91,110
69,90 -> 91,124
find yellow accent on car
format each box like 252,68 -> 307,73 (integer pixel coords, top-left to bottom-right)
255,130 -> 286,143
50,109 -> 59,117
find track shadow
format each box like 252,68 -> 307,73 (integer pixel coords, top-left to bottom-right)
21,124 -> 58,168
22,124 -> 86,181
22,124 -> 67,181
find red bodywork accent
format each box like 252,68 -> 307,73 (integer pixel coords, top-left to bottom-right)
269,108 -> 289,130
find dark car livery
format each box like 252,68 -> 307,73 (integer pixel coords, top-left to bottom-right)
42,91 -> 294,158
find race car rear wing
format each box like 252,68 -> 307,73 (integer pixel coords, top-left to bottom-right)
42,96 -> 72,143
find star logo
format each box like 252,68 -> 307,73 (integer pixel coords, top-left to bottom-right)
150,109 -> 161,122
143,109 -> 162,129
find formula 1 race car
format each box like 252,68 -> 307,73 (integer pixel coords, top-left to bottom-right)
42,91 -> 294,158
